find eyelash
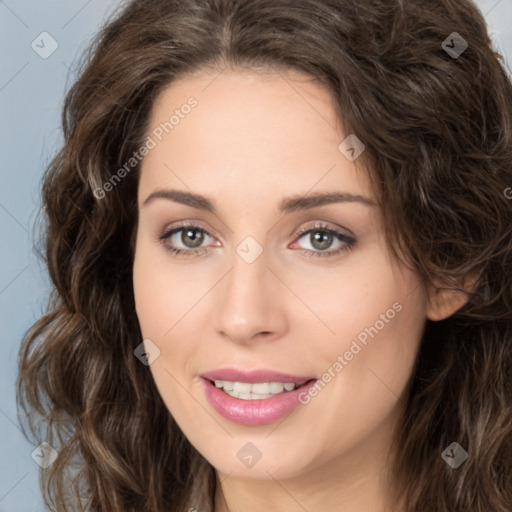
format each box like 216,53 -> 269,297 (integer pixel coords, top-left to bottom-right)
157,221 -> 356,259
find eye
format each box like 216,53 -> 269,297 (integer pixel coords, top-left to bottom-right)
157,221 -> 355,259
291,222 -> 355,258
158,222 -> 218,257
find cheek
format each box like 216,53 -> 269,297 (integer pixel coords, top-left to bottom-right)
132,239 -> 211,399
133,236 -> 201,340
133,243 -> 202,422
293,251 -> 427,429
313,254 -> 427,413
290,241 -> 427,358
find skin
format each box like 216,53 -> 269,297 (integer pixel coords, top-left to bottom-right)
132,66 -> 467,512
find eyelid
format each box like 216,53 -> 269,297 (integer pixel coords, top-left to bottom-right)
159,219 -> 219,241
291,220 -> 354,240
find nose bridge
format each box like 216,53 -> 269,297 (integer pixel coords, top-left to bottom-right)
214,238 -> 287,343
232,238 -> 270,294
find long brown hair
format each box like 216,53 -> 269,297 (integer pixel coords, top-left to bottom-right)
17,0 -> 512,510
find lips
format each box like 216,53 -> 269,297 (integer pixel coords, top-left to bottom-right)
200,368 -> 315,385
199,368 -> 318,426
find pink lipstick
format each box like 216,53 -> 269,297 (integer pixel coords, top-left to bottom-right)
200,368 -> 318,426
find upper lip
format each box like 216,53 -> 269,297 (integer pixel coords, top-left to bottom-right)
200,368 -> 316,385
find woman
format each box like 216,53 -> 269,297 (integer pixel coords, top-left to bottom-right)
17,0 -> 512,511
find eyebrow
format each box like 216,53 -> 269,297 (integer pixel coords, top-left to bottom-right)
142,188 -> 376,213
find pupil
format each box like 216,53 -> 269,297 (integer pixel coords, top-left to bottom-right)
182,228 -> 204,248
311,231 -> 332,250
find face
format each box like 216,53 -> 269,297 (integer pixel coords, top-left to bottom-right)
133,67 -> 430,482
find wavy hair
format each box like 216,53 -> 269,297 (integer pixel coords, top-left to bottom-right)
17,0 -> 512,510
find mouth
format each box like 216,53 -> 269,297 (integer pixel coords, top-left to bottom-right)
205,378 -> 310,400
200,375 -> 318,425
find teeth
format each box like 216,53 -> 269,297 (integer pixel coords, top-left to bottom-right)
213,380 -> 300,399
251,382 -> 271,394
233,382 -> 252,394
269,382 -> 284,393
224,390 -> 274,400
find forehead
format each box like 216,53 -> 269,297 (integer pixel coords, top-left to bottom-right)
138,67 -> 372,206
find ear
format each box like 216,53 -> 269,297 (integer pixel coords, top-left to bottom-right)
425,276 -> 476,322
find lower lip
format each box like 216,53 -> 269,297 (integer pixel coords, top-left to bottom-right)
200,378 -> 318,426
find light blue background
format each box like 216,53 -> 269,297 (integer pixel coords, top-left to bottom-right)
1,1 -> 511,510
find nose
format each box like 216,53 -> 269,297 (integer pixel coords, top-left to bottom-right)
213,245 -> 288,345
